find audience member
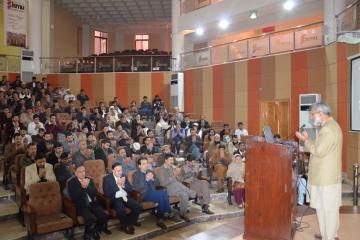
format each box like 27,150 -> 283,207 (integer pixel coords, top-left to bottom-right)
54,152 -> 73,195
103,163 -> 142,235
226,154 -> 245,208
210,144 -> 231,193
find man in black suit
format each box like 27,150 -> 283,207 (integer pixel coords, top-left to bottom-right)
69,165 -> 110,240
94,139 -> 111,169
103,162 -> 142,235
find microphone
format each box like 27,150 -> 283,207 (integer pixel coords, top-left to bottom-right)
285,124 -> 306,140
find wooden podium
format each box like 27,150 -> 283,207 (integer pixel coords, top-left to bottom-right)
244,137 -> 297,240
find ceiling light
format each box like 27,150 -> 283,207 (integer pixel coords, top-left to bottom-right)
249,11 -> 257,20
195,27 -> 204,35
283,0 -> 295,11
218,19 -> 229,29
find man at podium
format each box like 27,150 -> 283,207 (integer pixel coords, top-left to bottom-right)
295,102 -> 342,240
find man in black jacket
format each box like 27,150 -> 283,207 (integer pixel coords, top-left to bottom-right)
94,139 -> 111,169
69,165 -> 110,240
54,152 -> 73,196
103,162 -> 142,235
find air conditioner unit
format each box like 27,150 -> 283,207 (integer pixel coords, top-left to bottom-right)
299,93 -> 321,151
170,72 -> 184,112
21,49 -> 34,83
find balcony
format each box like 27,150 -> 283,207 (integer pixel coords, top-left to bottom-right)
337,0 -> 360,44
40,54 -> 174,74
180,22 -> 324,70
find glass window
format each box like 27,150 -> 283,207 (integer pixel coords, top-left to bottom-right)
135,34 -> 149,50
94,30 -> 108,54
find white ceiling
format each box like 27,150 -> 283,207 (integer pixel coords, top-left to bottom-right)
55,0 -> 172,26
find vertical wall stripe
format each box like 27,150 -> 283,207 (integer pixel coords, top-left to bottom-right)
151,72 -> 165,104
202,67 -> 213,123
234,61 -> 248,130
261,56 -> 276,100
325,44 -> 338,117
91,74 -> 105,104
58,74 -> 70,90
213,65 -> 224,121
68,74 -> 81,96
47,74 -> 59,88
275,54 -> 291,100
115,73 -> 128,107
307,48 -> 326,98
247,59 -> 261,135
103,73 -> 116,103
127,73 -> 140,105
162,72 -> 171,109
139,72 -> 152,104
80,74 -> 93,101
290,51 -> 308,135
184,70 -> 194,114
223,63 -> 236,127
193,68 -> 203,118
337,43 -> 348,172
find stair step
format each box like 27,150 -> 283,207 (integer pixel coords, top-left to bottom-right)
0,199 -> 18,221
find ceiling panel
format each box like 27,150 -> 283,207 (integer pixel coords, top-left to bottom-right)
55,0 -> 171,25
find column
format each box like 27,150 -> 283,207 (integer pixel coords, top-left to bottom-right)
28,0 -> 42,74
172,0 -> 184,71
82,24 -> 90,56
324,0 -> 346,45
115,31 -> 124,51
41,0 -> 51,58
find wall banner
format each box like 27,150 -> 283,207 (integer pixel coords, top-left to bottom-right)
4,0 -> 27,48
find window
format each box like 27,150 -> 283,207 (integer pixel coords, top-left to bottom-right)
135,34 -> 149,51
94,30 -> 108,54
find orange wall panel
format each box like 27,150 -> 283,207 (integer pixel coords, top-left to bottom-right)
80,74 -> 93,101
213,65 -> 224,121
115,73 -> 129,107
184,70 -> 194,114
247,59 -> 261,135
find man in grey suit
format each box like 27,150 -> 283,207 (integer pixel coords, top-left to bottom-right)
156,154 -> 196,222
296,102 -> 342,240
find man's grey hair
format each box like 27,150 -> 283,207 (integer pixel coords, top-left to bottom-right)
312,102 -> 331,116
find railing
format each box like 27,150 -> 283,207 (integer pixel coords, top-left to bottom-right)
336,0 -> 360,34
354,163 -> 359,206
180,22 -> 323,70
40,55 -> 175,74
0,55 -> 21,72
180,0 -> 223,15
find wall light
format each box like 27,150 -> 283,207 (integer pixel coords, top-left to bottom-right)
283,0 -> 295,11
195,27 -> 204,35
249,11 -> 257,20
218,19 -> 229,29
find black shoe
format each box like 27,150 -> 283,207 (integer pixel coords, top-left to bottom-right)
180,215 -> 191,222
134,221 -> 141,227
156,219 -> 167,230
169,215 -> 182,222
102,228 -> 112,235
121,226 -> 134,235
202,206 -> 214,215
92,230 -> 100,240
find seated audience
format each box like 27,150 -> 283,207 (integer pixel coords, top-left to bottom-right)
132,158 -> 176,229
157,154 -> 196,222
226,154 -> 245,208
115,146 -> 136,175
103,163 -> 142,235
76,89 -> 89,106
94,139 -> 111,169
69,165 -> 110,240
21,142 -> 37,168
47,142 -> 64,166
210,144 -> 231,193
73,140 -> 94,167
179,154 -> 214,214
139,96 -> 152,119
3,133 -> 25,188
171,122 -> 185,155
27,114 -> 44,136
185,128 -> 202,160
227,135 -> 239,156
234,121 -> 248,139
54,152 -> 73,195
62,131 -> 80,155
24,153 -> 56,194
233,141 -> 246,160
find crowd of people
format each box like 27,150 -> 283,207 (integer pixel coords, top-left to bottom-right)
0,74 -> 249,240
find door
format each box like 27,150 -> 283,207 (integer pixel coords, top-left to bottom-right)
260,100 -> 289,139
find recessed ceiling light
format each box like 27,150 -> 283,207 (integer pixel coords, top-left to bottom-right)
218,19 -> 229,29
249,11 -> 257,20
195,27 -> 204,35
283,0 -> 295,11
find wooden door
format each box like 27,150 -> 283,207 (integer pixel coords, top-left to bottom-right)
260,100 -> 289,139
